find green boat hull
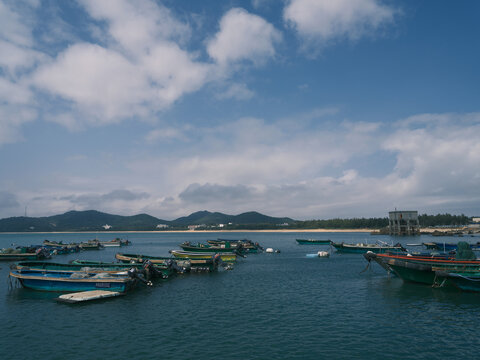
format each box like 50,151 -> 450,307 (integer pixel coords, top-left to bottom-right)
296,239 -> 331,245
332,243 -> 404,254
179,244 -> 239,253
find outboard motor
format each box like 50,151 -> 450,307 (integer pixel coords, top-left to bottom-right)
235,243 -> 247,258
165,259 -> 187,274
212,254 -> 233,270
129,267 -> 153,286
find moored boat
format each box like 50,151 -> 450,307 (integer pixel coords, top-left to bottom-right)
207,239 -> 263,253
434,271 -> 480,292
296,239 -> 332,245
179,242 -> 244,254
14,260 -> 176,279
115,253 -> 230,271
9,269 -> 139,292
99,238 -> 131,247
363,242 -> 480,285
0,247 -> 50,261
169,250 -> 237,262
331,242 -> 406,254
43,240 -> 81,251
79,240 -> 104,250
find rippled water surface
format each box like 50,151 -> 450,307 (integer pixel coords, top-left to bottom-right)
1,232 -> 479,360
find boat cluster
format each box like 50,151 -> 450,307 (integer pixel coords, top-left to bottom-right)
0,238 -> 130,261
7,238 -> 264,302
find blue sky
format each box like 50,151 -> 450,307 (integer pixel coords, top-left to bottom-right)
1,0 -> 480,220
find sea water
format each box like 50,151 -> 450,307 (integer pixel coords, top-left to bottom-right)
0,232 -> 479,360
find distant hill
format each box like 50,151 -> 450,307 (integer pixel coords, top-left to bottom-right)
172,210 -> 294,226
0,210 -> 170,232
0,210 -> 295,232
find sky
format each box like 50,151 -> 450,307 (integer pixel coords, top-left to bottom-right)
1,0 -> 480,221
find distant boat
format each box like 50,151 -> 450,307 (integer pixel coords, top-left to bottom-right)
331,242 -> 406,254
98,238 -> 130,247
296,239 -> 331,245
179,242 -> 243,254
207,239 -> 263,253
0,247 -> 50,261
169,250 -> 237,262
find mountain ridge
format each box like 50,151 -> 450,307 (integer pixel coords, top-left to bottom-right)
0,210 -> 295,232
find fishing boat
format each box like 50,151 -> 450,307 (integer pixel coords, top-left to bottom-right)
79,240 -> 104,250
99,238 -> 131,247
434,271 -> 480,292
296,239 -> 332,245
207,239 -> 263,253
331,241 -> 406,254
169,250 -> 237,262
0,247 -> 50,261
9,269 -> 139,292
179,242 -> 243,254
363,243 -> 480,285
115,253 -> 231,271
43,240 -> 81,251
14,260 -> 176,279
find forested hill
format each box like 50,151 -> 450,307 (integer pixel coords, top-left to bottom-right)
0,210 -> 472,232
0,210 -> 294,232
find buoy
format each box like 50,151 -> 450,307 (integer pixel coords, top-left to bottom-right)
317,251 -> 329,257
266,248 -> 274,253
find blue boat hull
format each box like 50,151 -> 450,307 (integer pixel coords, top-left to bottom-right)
10,270 -> 135,292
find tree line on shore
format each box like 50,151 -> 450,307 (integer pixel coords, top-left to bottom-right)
201,213 -> 473,230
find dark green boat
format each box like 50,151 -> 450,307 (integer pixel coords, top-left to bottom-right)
364,242 -> 480,286
179,242 -> 243,254
207,239 -> 263,253
296,239 -> 332,245
115,253 -> 230,272
434,271 -> 480,292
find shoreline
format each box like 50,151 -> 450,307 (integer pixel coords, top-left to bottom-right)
1,227 -> 472,235
0,228 -> 374,234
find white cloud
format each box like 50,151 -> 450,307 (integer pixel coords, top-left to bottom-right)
216,83 -> 255,100
28,1 -> 213,128
284,0 -> 396,50
207,8 -> 281,65
0,1 -> 43,145
4,111 -> 480,219
145,127 -> 188,143
80,0 -> 190,54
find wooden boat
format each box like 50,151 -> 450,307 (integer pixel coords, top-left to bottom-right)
296,239 -> 332,245
207,239 -> 263,253
331,242 -> 406,254
434,271 -> 480,292
99,238 -> 131,247
115,253 -> 230,271
43,240 -> 81,251
169,250 -> 237,262
99,240 -> 121,247
9,269 -> 138,292
14,261 -> 176,279
0,247 -> 50,261
79,240 -> 104,250
363,245 -> 480,285
179,242 -> 242,254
